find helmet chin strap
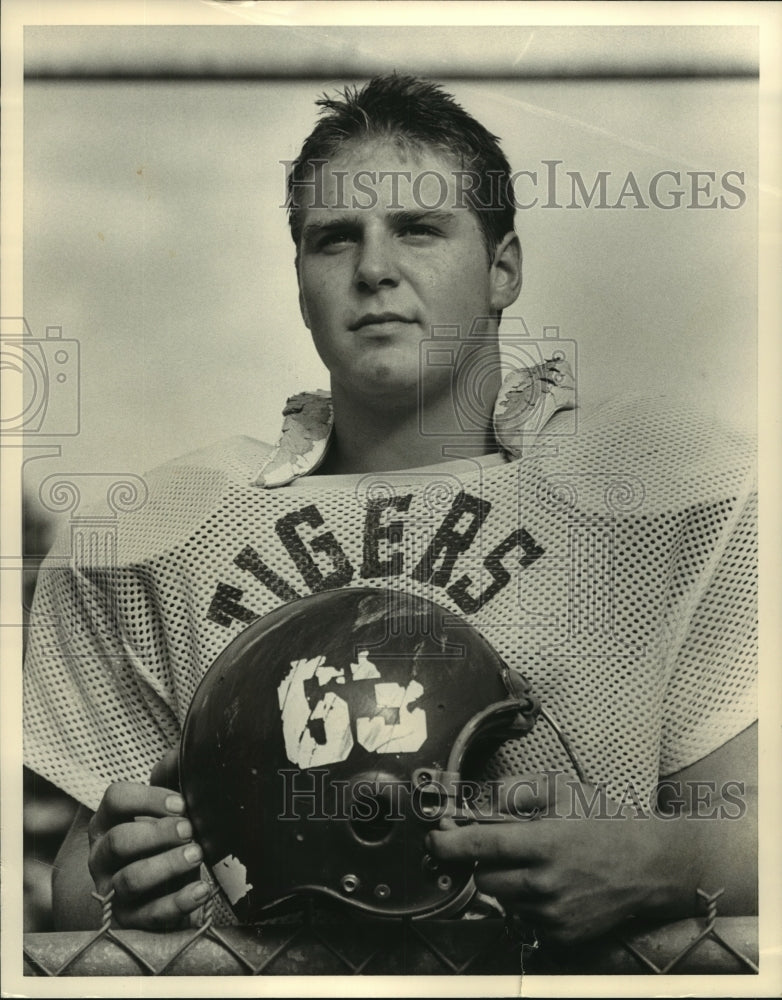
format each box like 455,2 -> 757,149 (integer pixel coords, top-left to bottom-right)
538,705 -> 588,784
411,665 -> 588,824
499,662 -> 589,783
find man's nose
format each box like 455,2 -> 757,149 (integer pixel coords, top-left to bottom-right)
354,232 -> 400,291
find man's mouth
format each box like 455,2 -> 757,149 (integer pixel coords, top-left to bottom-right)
349,312 -> 416,331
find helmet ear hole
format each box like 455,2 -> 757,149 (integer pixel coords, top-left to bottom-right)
349,802 -> 396,845
347,779 -> 400,845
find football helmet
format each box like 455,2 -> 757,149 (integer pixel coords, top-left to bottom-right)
180,587 -> 557,921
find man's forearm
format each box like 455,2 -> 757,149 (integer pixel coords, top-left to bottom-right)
645,784 -> 758,923
649,723 -> 758,920
51,805 -> 104,931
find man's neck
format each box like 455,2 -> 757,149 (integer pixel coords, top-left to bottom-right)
317,377 -> 501,476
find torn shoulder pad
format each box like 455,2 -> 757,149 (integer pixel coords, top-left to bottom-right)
492,357 -> 576,459
253,390 -> 333,487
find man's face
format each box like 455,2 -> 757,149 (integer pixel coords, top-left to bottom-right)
296,139 -> 520,405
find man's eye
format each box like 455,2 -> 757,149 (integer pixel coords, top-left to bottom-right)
399,224 -> 438,238
319,231 -> 356,251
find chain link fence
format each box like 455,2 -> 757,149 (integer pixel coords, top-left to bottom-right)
23,889 -> 758,977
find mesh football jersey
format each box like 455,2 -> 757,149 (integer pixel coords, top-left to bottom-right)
23,392 -> 757,815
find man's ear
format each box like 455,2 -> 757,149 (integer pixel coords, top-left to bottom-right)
489,232 -> 522,311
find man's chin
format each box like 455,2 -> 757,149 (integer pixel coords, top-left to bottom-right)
336,365 -> 422,405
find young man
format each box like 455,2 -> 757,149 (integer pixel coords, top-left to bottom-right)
24,75 -> 757,944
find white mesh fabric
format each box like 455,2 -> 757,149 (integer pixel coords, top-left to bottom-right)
24,395 -> 757,816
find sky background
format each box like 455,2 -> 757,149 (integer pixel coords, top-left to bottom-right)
17,24 -> 760,536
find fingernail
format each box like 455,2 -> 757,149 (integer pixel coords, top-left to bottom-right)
176,819 -> 192,840
184,844 -> 202,864
193,881 -> 209,901
166,794 -> 185,814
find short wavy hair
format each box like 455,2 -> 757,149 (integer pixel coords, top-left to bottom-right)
286,73 -> 516,262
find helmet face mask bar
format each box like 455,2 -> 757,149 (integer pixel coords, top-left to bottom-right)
180,587 -> 582,922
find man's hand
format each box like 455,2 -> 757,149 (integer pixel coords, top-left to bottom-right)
53,748 -> 211,932
428,736 -> 757,948
87,784 -> 209,930
428,772 -> 678,944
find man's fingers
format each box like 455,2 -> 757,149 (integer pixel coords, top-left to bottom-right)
113,876 -> 212,932
464,774 -> 607,819
89,783 -> 185,840
111,840 -> 205,902
483,775 -> 551,816
428,817 -> 548,865
473,865 -> 554,901
90,814 -> 195,879
457,774 -> 555,821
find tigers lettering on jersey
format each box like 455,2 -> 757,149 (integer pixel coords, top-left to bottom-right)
206,489 -> 544,627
